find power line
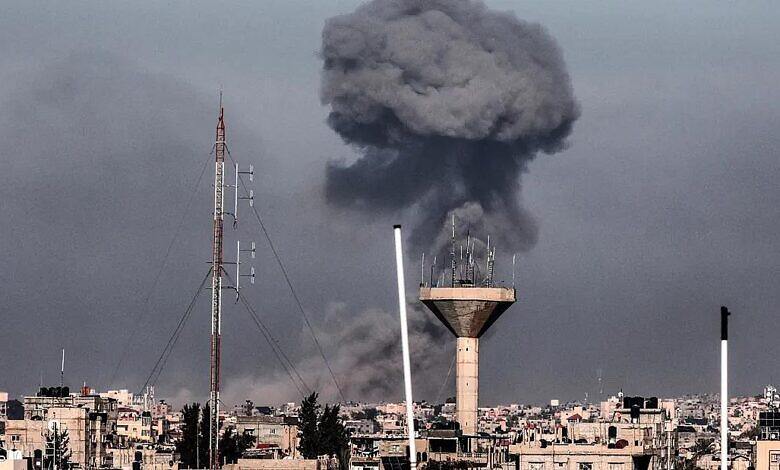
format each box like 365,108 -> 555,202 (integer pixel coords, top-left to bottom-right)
240,295 -> 309,399
228,151 -> 347,403
223,270 -> 312,399
139,269 -> 212,395
109,152 -> 212,388
435,354 -> 456,404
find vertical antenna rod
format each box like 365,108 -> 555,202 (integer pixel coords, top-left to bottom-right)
209,101 -> 226,470
60,349 -> 65,388
393,225 -> 417,470
420,253 -> 425,287
450,215 -> 456,287
721,306 -> 730,470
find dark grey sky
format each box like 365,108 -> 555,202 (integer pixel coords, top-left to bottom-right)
0,0 -> 778,407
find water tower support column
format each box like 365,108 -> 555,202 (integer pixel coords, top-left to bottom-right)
456,337 -> 479,436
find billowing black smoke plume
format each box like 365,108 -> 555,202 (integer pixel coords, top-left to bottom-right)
321,0 -> 579,252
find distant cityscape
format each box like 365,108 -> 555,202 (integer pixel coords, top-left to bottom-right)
1,385 -> 779,470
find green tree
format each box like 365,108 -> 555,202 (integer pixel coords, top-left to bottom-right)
298,393 -> 350,469
45,426 -> 71,470
299,392 -> 321,459
199,404 -> 212,466
176,403 -> 201,469
219,427 -> 256,464
319,404 -> 348,456
680,438 -> 714,470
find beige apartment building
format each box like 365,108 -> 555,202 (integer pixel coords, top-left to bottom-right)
234,415 -> 299,457
756,411 -> 780,470
116,408 -> 154,445
3,391 -> 117,469
5,406 -> 111,469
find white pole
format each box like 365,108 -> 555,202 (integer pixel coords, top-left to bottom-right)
721,339 -> 727,470
720,306 -> 730,470
394,225 -> 416,470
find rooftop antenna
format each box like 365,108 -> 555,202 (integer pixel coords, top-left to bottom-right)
60,349 -> 65,388
450,215 -> 456,287
597,368 -> 604,402
420,253 -> 425,287
465,230 -> 471,283
469,239 -> 475,284
512,253 -> 516,289
487,247 -> 495,287
430,256 -> 437,287
484,235 -> 490,284
459,245 -> 463,281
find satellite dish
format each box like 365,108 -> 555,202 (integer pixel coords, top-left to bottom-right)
47,420 -> 59,432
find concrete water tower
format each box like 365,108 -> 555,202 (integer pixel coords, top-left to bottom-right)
419,222 -> 516,436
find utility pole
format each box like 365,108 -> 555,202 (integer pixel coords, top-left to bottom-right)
209,101 -> 226,470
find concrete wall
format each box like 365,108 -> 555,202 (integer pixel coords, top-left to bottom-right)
0,458 -> 28,470
225,458 -> 323,470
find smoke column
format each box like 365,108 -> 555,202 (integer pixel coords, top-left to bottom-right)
321,0 -> 580,252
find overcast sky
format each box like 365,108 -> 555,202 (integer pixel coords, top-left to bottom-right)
0,0 -> 778,407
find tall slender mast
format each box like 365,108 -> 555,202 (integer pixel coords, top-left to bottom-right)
720,306 -> 730,470
210,104 -> 226,470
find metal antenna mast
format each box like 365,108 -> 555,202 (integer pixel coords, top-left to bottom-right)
207,96 -> 255,470
209,101 -> 226,470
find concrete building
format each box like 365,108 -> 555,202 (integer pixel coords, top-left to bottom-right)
116,408 -> 153,445
511,442 -> 655,470
756,411 -> 780,470
5,405 -> 114,469
2,389 -> 118,469
234,415 -> 299,457
0,392 -> 7,421
108,447 -> 178,470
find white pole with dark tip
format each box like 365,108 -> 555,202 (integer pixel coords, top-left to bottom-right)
721,306 -> 730,470
394,225 -> 417,470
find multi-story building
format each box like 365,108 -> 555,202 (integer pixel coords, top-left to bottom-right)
2,387 -> 118,469
511,396 -> 676,470
756,411 -> 780,470
234,415 -> 298,457
116,408 -> 153,445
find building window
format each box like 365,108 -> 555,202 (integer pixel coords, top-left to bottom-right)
530,462 -> 544,470
609,463 -> 623,470
579,463 -> 593,470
